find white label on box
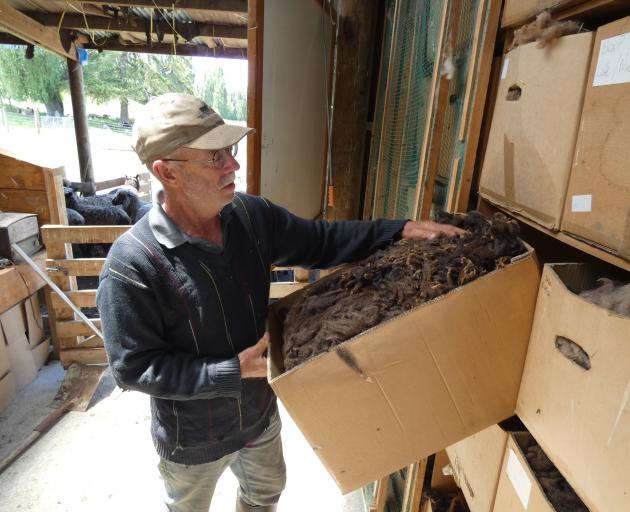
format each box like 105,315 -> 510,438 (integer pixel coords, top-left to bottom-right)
501,58 -> 510,80
571,194 -> 592,213
593,33 -> 630,86
507,449 -> 532,509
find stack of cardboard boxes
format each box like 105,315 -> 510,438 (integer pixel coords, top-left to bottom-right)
480,17 -> 630,260
445,9 -> 630,512
0,293 -> 50,411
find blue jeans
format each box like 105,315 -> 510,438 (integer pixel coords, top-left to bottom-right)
158,409 -> 286,512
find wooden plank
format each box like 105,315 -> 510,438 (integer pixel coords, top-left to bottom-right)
0,250 -> 47,313
445,157 -> 461,212
0,1 -> 77,60
57,319 -> 102,339
27,13 -> 247,40
371,0 -> 402,219
0,157 -> 46,189
73,0 -> 248,12
458,0 -> 487,142
419,0 -> 462,220
59,332 -> 103,349
46,258 -> 105,277
411,0 -> 450,220
455,0 -> 502,213
50,290 -> 96,310
59,348 -> 107,368
401,459 -> 428,512
246,0 -> 263,195
80,41 -> 246,59
0,189 -> 50,224
269,282 -> 309,299
41,225 -> 129,245
370,476 -> 389,512
42,168 -> 67,225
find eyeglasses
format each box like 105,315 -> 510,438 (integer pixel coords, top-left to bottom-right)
161,144 -> 238,168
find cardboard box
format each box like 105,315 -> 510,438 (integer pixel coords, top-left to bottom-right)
446,424 -> 510,512
561,18 -> 630,258
268,247 -> 540,492
516,263 -> 630,511
24,293 -> 45,347
0,302 -> 27,344
0,370 -> 16,412
0,321 -> 9,378
493,433 -> 553,511
479,33 -> 594,230
501,0 -> 584,28
31,337 -> 50,370
6,333 -> 37,391
431,450 -> 459,494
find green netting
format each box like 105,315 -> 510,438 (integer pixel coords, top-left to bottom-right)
365,0 -> 485,220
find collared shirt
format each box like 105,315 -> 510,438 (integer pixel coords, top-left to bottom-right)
148,201 -> 236,253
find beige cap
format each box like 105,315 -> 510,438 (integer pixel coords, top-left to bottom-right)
131,93 -> 254,163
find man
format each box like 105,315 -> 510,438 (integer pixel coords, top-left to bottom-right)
97,93 -> 464,512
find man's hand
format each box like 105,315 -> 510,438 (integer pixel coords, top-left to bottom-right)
239,332 -> 269,379
401,220 -> 466,240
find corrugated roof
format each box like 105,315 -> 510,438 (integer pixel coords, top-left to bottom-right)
1,0 -> 248,58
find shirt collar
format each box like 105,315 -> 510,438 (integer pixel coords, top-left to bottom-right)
148,201 -> 236,250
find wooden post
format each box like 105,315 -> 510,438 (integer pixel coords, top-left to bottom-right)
246,0 -> 264,196
34,109 -> 40,134
328,0 -> 379,221
67,58 -> 94,186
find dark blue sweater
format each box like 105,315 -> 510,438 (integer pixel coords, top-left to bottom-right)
96,193 -> 405,464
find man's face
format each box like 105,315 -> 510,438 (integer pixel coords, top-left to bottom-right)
160,146 -> 240,210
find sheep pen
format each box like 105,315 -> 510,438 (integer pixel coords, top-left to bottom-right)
281,211 -> 527,371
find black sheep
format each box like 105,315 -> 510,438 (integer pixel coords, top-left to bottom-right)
64,188 -> 131,225
111,188 -> 152,224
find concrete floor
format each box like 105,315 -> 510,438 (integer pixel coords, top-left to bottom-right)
0,362 -> 366,512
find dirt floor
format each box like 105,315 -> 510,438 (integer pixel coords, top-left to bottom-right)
0,362 -> 364,512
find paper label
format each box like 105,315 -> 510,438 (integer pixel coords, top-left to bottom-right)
593,33 -> 630,86
507,449 -> 532,509
571,194 -> 592,213
501,58 -> 510,80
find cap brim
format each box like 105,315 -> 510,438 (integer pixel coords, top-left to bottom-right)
184,124 -> 254,151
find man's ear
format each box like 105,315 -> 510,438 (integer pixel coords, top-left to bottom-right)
153,160 -> 177,185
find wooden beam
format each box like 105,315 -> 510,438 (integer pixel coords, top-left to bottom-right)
41,225 -> 129,245
454,0 -> 502,213
50,290 -> 97,310
419,0 -> 462,220
411,0 -> 449,220
68,58 -> 95,184
25,12 -> 247,40
80,41 -> 246,58
0,1 -> 77,60
246,0 -> 263,195
59,348 -> 107,368
328,0 -> 380,221
72,0 -> 247,13
46,258 -> 105,277
0,250 -> 47,313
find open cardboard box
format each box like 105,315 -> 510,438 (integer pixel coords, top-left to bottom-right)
517,262 -> 630,511
493,432 -> 587,511
268,245 -> 540,492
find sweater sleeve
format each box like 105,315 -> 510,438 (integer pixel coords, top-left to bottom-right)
96,244 -> 242,401
262,199 -> 407,268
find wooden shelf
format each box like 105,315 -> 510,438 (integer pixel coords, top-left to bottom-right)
479,200 -> 630,272
0,249 -> 47,313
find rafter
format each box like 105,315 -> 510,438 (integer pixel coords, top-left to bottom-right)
71,0 -> 247,13
80,41 -> 247,58
24,12 -> 247,41
0,1 -> 77,60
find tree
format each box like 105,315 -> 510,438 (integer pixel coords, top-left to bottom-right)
83,51 -> 194,123
198,67 -> 246,121
0,45 -> 67,114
